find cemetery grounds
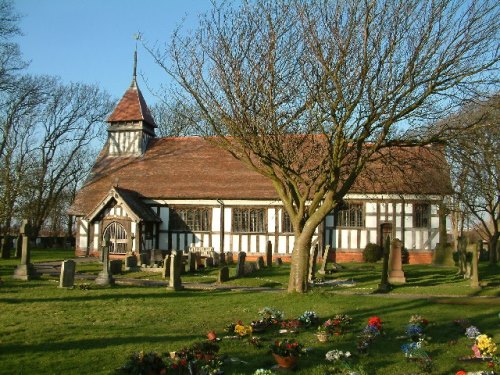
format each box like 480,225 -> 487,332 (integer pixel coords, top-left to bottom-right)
0,248 -> 499,374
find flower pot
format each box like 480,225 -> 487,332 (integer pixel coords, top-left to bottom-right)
316,333 -> 329,343
272,353 -> 298,369
207,330 -> 217,341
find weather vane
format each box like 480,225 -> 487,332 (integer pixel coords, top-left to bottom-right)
132,32 -> 141,80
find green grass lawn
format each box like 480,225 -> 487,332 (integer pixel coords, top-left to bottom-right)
0,249 -> 499,374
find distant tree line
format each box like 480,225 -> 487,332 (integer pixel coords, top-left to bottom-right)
0,0 -> 113,257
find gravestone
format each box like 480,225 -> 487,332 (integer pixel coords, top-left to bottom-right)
457,237 -> 468,275
388,238 -> 406,284
210,250 -> 220,266
150,249 -> 157,267
244,262 -> 255,275
59,260 -> 76,288
377,235 -> 391,292
95,239 -> 115,286
162,254 -> 171,279
470,244 -> 480,289
308,244 -> 319,282
432,242 -> 455,267
15,235 -> 22,258
186,252 -> 196,273
217,266 -> 230,283
203,257 -> 214,268
236,252 -> 246,278
109,260 -> 122,275
139,253 -> 149,266
226,251 -> 234,265
220,252 -> 226,265
275,257 -> 283,266
266,241 -> 273,267
124,255 -> 138,271
465,244 -> 476,279
195,252 -> 202,270
168,250 -> 183,291
13,220 -> 38,281
256,256 -> 265,270
318,245 -> 331,275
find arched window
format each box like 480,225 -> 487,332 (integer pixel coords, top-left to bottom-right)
103,222 -> 128,254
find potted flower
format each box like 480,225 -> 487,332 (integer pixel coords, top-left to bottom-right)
316,326 -> 329,342
269,338 -> 304,369
473,334 -> 497,359
189,341 -> 220,361
207,330 -> 217,342
297,310 -> 319,328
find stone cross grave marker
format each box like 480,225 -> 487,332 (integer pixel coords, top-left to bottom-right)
13,220 -> 37,280
275,257 -> 283,266
59,259 -> 76,288
95,237 -> 114,286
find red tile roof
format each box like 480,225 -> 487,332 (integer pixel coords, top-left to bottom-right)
107,80 -> 156,126
69,137 -> 452,216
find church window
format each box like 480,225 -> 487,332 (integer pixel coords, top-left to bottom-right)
170,207 -> 210,232
232,208 -> 266,233
413,203 -> 430,228
336,202 -> 364,227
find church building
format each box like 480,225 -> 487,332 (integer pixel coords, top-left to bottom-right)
69,67 -> 452,264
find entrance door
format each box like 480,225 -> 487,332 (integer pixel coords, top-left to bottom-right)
380,223 -> 393,246
103,222 -> 128,254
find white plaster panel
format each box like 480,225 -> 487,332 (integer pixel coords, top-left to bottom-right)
79,234 -> 88,249
370,230 -> 378,244
250,236 -> 257,253
388,204 -> 393,214
341,231 -> 349,249
405,204 -> 413,214
241,235 -> 248,253
365,216 -> 377,228
404,231 -> 413,250
404,215 -> 413,228
278,236 -> 287,253
365,202 -> 377,214
431,216 -> 439,229
211,236 -> 220,253
359,231 -> 367,249
268,209 -> 276,233
212,207 -> 221,232
379,204 -> 385,214
348,230 -> 356,249
224,208 -> 232,232
430,230 -> 438,249
431,204 -> 438,215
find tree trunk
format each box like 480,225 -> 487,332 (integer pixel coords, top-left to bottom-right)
288,229 -> 314,293
489,233 -> 499,264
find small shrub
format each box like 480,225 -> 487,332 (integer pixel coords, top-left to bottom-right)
363,243 -> 383,263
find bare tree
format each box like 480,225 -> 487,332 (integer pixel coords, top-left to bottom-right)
149,0 -> 499,292
0,0 -> 27,91
150,98 -> 200,137
18,81 -> 113,238
445,96 -> 499,263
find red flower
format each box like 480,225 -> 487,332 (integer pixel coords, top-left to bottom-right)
488,361 -> 495,368
422,319 -> 429,326
368,316 -> 382,331
455,371 -> 467,375
179,359 -> 187,366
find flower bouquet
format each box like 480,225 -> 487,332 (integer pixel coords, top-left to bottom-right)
269,338 -> 304,368
297,310 -> 319,328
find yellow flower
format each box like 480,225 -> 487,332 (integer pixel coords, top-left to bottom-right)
234,324 -> 253,337
476,334 -> 497,356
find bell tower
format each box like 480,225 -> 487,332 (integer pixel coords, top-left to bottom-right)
106,51 -> 156,156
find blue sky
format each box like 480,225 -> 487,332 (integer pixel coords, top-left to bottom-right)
13,0 -> 215,105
